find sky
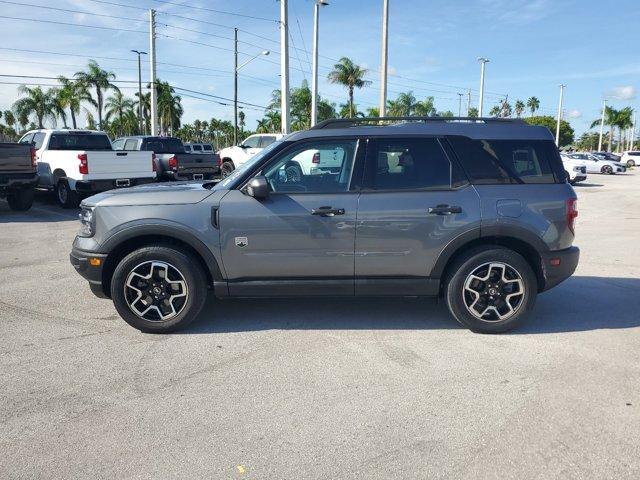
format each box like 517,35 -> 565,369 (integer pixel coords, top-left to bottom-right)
1,0 -> 639,137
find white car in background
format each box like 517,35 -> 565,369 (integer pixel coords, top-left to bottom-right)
218,133 -> 284,177
562,152 -> 626,175
620,151 -> 640,168
560,155 -> 587,184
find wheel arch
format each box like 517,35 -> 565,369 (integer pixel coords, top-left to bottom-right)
434,228 -> 547,293
100,225 -> 224,298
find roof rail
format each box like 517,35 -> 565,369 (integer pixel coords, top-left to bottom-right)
311,116 -> 527,130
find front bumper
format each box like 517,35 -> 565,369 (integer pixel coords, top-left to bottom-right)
69,246 -> 109,298
540,246 -> 580,291
75,177 -> 155,194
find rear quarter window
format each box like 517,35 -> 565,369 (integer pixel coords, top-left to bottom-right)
447,136 -> 560,184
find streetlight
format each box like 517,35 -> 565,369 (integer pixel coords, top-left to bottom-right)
477,57 -> 489,117
131,49 -> 147,134
234,27 -> 269,144
555,84 -> 565,147
311,0 -> 329,127
457,92 -> 463,117
598,99 -> 607,152
379,0 -> 389,117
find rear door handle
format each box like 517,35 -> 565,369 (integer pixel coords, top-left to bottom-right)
428,204 -> 462,215
311,206 -> 345,217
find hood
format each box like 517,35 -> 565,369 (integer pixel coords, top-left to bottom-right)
82,181 -> 216,207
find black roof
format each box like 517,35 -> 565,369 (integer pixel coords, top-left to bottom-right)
287,117 -> 554,141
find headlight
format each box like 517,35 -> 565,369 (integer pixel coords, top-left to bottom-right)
78,207 -> 95,237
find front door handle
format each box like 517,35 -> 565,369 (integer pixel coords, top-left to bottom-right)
428,204 -> 462,215
311,206 -> 345,217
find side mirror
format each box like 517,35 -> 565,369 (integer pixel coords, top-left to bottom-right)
246,176 -> 270,199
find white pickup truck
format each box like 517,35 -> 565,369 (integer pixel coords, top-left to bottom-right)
19,129 -> 155,208
218,133 -> 284,177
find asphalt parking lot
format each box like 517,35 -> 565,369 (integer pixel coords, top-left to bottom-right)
1,175 -> 639,479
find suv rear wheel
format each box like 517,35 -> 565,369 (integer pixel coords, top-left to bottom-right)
110,246 -> 208,333
221,161 -> 234,178
445,247 -> 537,333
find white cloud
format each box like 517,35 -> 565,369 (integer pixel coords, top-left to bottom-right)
607,86 -> 636,101
568,109 -> 582,119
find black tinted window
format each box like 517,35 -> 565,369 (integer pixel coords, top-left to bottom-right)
142,138 -> 184,154
48,134 -> 112,151
447,137 -> 559,184
366,138 -> 454,190
32,132 -> 46,149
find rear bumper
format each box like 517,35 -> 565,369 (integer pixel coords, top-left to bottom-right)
75,177 -> 155,194
540,246 -> 580,291
162,169 -> 219,181
69,246 -> 109,298
0,172 -> 38,191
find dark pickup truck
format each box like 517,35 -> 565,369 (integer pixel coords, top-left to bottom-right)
0,142 -> 38,211
112,136 -> 220,182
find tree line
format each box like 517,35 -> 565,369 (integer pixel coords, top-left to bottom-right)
1,57 -> 633,151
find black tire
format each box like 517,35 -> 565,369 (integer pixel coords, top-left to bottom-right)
444,246 -> 537,333
110,246 -> 208,333
601,165 -> 613,175
221,161 -> 234,178
7,187 -> 35,211
627,160 -> 635,168
56,179 -> 79,208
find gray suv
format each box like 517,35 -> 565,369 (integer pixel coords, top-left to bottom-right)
70,117 -> 579,334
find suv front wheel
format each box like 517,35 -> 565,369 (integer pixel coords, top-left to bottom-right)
110,246 -> 208,333
445,247 -> 537,333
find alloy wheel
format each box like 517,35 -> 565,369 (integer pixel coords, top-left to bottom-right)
462,262 -> 525,322
124,260 -> 188,321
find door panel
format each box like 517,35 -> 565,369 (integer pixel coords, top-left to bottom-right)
218,190 -> 358,295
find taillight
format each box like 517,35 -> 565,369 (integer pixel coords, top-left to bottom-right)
152,153 -> 157,172
30,147 -> 37,168
78,153 -> 88,174
168,156 -> 178,171
312,152 -> 320,164
567,198 -> 578,234
216,155 -> 222,167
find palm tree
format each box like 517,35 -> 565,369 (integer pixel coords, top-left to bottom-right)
51,88 -> 69,128
526,96 -> 540,117
3,110 -> 16,132
614,107 -> 633,152
155,80 -> 183,135
386,91 -> 418,116
414,96 -> 436,117
489,105 -> 501,117
105,90 -> 134,136
74,60 -> 119,128
12,85 -> 56,129
514,100 -> 525,118
468,107 -> 479,118
134,91 -> 150,134
57,76 -> 94,129
591,106 -> 618,152
327,57 -> 371,118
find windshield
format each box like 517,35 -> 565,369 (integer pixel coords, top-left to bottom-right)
209,140 -> 285,190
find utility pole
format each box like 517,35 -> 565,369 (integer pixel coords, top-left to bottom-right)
234,28 -> 238,145
311,1 -> 328,127
631,112 -> 637,150
457,93 -> 463,117
149,9 -> 158,136
477,57 -> 489,117
555,84 -> 565,146
598,99 -> 606,152
466,88 -> 471,116
280,0 -> 291,134
379,0 -> 389,116
131,49 -> 147,134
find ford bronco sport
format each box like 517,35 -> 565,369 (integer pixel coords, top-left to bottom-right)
70,117 -> 579,333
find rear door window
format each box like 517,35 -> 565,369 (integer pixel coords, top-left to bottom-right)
259,136 -> 276,148
124,139 -> 138,151
18,133 -> 34,144
363,137 -> 461,190
447,137 -> 559,184
242,136 -> 260,148
32,132 -> 46,149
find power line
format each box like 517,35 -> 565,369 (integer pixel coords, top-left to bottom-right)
172,86 -> 269,110
0,15 -> 148,33
148,0 -> 279,23
0,73 -> 140,84
0,0 -> 145,22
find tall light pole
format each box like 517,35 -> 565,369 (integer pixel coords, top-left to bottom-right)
477,57 -> 489,117
555,84 -> 565,147
311,1 -> 328,127
131,49 -> 147,134
631,112 -> 637,150
235,48 -> 270,143
598,99 -> 607,152
457,92 -> 463,117
379,0 -> 389,116
280,0 -> 291,134
149,9 -> 158,136
466,88 -> 471,116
